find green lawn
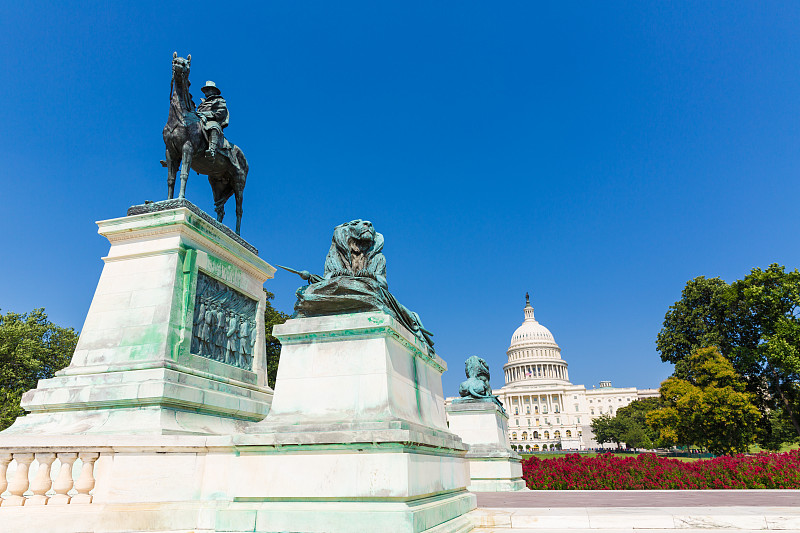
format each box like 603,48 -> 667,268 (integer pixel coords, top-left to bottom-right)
517,443 -> 800,463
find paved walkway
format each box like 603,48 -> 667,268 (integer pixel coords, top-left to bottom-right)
475,489 -> 800,508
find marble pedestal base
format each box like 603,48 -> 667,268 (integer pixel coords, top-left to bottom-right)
2,202 -> 275,436
446,401 -> 526,492
235,312 -> 477,532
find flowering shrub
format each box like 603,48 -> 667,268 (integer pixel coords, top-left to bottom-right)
522,450 -> 800,489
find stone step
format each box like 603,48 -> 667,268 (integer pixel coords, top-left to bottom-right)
468,507 -> 800,531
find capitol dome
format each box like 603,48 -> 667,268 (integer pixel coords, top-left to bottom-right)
503,294 -> 569,385
509,303 -> 557,349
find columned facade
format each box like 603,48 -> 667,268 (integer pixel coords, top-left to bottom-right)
493,295 -> 658,452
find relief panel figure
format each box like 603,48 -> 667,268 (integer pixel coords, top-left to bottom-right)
190,271 -> 257,370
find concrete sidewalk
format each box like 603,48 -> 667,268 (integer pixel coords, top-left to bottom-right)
475,490 -> 800,508
468,491 -> 800,531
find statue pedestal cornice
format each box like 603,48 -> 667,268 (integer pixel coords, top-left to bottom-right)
446,400 -> 527,492
2,202 -> 276,436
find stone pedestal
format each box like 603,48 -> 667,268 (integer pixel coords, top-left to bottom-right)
231,312 -> 477,533
446,400 -> 526,492
3,200 -> 276,436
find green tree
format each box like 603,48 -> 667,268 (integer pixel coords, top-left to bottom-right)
590,414 -> 627,449
615,398 -> 661,449
0,308 -> 78,430
656,264 -> 800,444
263,290 -> 290,389
647,346 -> 761,455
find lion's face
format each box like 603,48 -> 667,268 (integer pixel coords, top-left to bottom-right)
343,219 -> 376,248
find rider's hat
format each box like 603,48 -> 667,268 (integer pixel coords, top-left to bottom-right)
201,81 -> 221,96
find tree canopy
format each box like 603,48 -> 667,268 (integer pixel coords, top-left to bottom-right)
0,308 -> 78,430
656,264 -> 800,445
589,398 -> 661,449
647,346 -> 761,455
263,290 -> 290,389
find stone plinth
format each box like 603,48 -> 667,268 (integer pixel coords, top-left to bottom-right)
3,202 -> 276,436
446,400 -> 526,492
233,312 -> 477,532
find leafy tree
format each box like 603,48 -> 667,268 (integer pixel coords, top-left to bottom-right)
263,290 -> 290,389
615,398 -> 661,449
0,308 -> 78,430
647,346 -> 761,455
590,414 -> 627,448
656,264 -> 800,444
589,399 -> 661,450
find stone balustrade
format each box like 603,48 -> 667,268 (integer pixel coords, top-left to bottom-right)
0,449 -> 103,506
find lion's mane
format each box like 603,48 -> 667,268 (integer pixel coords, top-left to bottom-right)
323,219 -> 386,286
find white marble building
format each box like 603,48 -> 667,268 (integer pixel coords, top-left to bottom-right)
494,295 -> 658,452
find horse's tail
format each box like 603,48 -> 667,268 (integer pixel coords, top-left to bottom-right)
234,146 -> 248,182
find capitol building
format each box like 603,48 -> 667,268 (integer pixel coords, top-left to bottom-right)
492,295 -> 657,452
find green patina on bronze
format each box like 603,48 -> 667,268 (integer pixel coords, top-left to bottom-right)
162,53 -> 249,235
453,355 -> 505,409
280,219 -> 435,353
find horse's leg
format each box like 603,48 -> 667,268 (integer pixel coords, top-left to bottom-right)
210,176 -> 226,222
166,148 -> 176,199
178,141 -> 193,199
234,180 -> 244,235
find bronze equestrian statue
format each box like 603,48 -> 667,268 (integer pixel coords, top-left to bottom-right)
162,53 -> 249,235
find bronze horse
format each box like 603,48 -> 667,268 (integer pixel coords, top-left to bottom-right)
163,53 -> 249,234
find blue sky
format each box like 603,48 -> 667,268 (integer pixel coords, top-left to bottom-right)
2,2 -> 799,396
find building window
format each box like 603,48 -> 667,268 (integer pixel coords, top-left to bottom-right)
577,417 -> 581,424
589,400 -> 593,403
575,404 -> 579,412
544,431 -> 550,439
554,430 -> 561,439
515,408 -> 519,415
521,431 -> 527,440
512,432 -> 517,440
533,431 -> 539,439
527,419 -> 531,426
566,430 -> 572,438
590,409 -> 594,415
599,407 -> 603,414
556,418 -> 560,424
526,407 -> 530,414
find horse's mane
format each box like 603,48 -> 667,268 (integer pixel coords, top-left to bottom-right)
170,69 -> 196,112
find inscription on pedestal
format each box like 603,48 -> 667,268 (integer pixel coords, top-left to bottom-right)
191,271 -> 258,370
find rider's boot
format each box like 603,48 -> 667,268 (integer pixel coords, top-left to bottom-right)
206,130 -> 218,159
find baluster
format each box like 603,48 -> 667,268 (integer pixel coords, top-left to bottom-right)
0,453 -> 12,506
71,452 -> 99,504
27,452 -> 56,505
5,453 -> 34,506
49,452 -> 77,505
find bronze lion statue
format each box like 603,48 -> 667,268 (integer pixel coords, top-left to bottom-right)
288,219 -> 434,352
455,355 -> 504,408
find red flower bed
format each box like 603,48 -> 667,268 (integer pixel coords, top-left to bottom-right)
522,450 -> 800,489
